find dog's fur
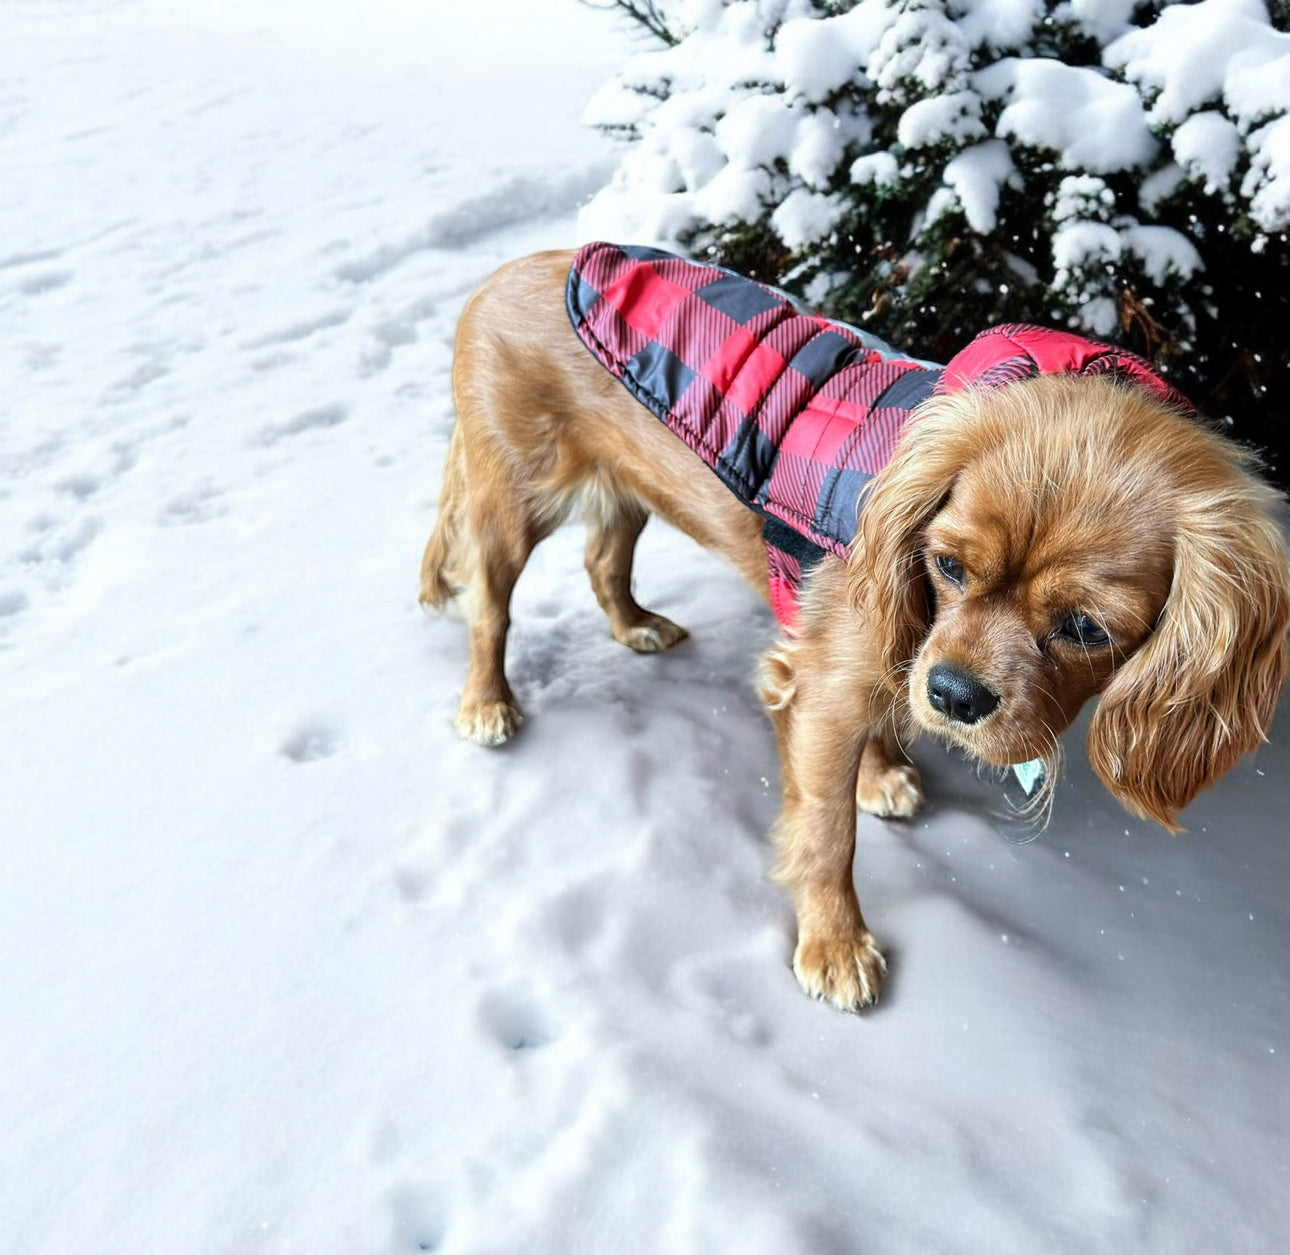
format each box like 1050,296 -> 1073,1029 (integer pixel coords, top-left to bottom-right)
421,249 -> 1290,1012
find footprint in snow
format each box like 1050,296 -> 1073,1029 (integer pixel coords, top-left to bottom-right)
390,818 -> 475,904
240,308 -> 351,351
279,719 -> 343,763
18,270 -> 73,296
16,515 -> 101,569
54,472 -> 101,501
534,880 -> 609,956
257,403 -> 348,446
0,589 -> 30,619
0,247 -> 63,271
478,989 -> 559,1054
383,1181 -> 447,1254
157,480 -> 225,527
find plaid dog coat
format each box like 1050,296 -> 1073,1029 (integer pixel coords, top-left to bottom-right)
566,242 -> 1190,627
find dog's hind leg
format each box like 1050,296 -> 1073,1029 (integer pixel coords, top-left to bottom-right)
419,424 -> 470,608
583,494 -> 688,653
450,492 -> 550,747
419,428 -> 522,744
423,422 -> 557,746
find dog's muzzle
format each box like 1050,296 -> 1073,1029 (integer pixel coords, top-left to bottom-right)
926,663 -> 1000,725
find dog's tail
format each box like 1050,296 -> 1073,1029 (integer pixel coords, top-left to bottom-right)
419,423 -> 470,609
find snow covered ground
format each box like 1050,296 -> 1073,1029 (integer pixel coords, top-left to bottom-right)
2,2 -> 1288,1253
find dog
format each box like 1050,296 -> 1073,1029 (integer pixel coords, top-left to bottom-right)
420,243 -> 1290,1013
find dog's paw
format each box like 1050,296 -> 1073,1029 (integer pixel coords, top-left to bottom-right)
616,614 -> 688,653
455,698 -> 524,747
856,762 -> 924,819
792,931 -> 887,1013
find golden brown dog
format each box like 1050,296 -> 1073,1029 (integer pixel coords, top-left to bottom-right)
421,249 -> 1290,1012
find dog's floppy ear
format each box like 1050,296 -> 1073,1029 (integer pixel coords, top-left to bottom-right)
849,392 -> 976,686
1087,472 -> 1290,831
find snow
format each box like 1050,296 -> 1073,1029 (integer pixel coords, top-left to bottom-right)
776,10 -> 875,103
989,58 -> 1159,173
851,150 -> 902,186
1245,114 -> 1290,228
3,2 -> 1289,1255
938,138 -> 1017,232
871,5 -> 971,106
714,96 -> 802,172
897,90 -> 987,149
1121,223 -> 1203,284
581,0 -> 1289,314
1104,0 -> 1290,231
1171,111 -> 1244,195
787,109 -> 856,189
1105,0 -> 1285,125
1066,0 -> 1138,44
770,187 -> 845,248
953,0 -> 1047,50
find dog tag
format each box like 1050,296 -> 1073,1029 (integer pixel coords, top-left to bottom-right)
1010,759 -> 1045,796
994,758 -> 1049,844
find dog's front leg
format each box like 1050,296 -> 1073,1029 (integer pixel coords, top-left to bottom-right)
760,639 -> 887,1012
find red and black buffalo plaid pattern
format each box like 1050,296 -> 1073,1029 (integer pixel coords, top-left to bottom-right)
567,242 -> 1191,627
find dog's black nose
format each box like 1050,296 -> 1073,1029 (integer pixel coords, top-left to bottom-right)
926,663 -> 999,725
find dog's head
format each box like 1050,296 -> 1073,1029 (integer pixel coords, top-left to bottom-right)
851,373 -> 1290,830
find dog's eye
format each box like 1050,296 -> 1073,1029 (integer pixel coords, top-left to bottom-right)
1057,613 -> 1111,647
935,555 -> 966,587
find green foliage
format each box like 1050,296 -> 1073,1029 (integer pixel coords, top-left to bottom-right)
595,0 -> 1290,482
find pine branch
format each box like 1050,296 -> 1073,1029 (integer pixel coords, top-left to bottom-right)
579,0 -> 679,46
